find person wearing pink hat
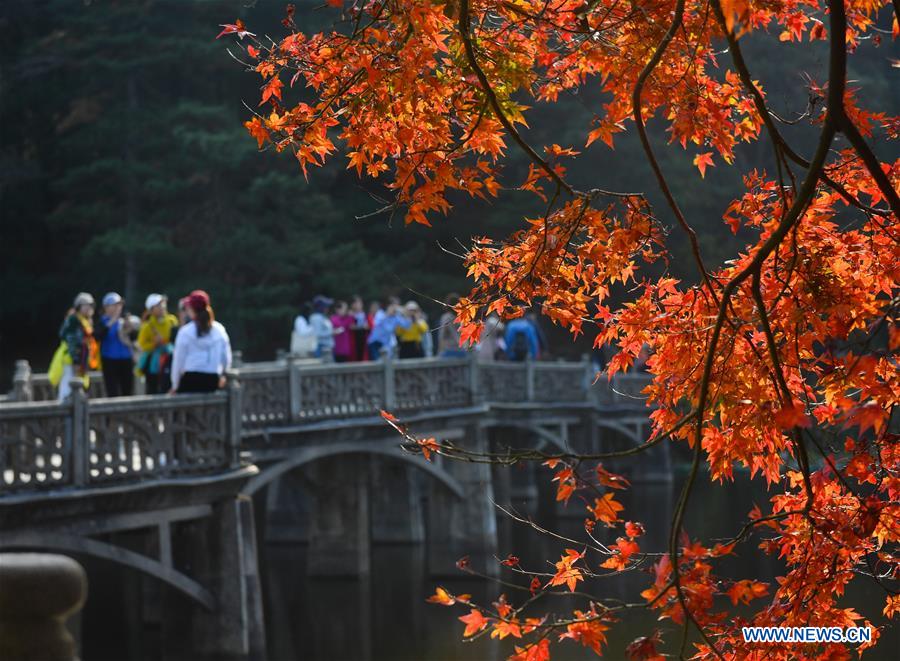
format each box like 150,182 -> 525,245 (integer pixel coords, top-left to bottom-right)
169,291 -> 232,393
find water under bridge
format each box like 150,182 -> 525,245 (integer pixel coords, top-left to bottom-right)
0,355 -> 662,659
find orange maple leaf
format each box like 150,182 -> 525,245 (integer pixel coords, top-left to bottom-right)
548,548 -> 584,592
559,615 -> 609,655
625,521 -> 645,538
416,437 -> 440,461
773,402 -> 812,429
590,493 -> 624,525
510,638 -> 550,661
601,537 -> 640,571
491,619 -> 523,639
260,77 -> 284,105
884,594 -> 900,619
596,464 -> 629,490
693,152 -> 715,178
458,608 -> 488,637
426,586 -> 470,606
726,579 -> 769,605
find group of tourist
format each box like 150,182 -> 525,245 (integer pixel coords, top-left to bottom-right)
51,290 -> 231,401
291,294 -> 550,363
292,295 -> 444,362
49,289 -> 555,401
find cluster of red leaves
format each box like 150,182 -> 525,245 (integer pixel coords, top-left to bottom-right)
431,583 -> 615,659
224,0 -> 899,658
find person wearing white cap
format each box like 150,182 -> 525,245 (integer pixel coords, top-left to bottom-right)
95,292 -> 136,396
52,292 -> 99,401
136,293 -> 179,394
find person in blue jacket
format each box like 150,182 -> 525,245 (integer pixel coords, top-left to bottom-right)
367,297 -> 411,360
96,292 -> 136,396
504,317 -> 539,361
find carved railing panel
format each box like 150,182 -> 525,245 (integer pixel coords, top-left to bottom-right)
239,369 -> 290,429
479,363 -> 528,403
28,372 -> 105,402
0,404 -> 71,492
88,395 -> 228,483
393,360 -> 471,411
296,364 -> 384,420
533,364 -> 587,403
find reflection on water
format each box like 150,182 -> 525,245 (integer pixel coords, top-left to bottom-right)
263,472 -> 898,661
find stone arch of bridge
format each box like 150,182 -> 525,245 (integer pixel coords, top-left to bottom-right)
493,421 -> 571,454
240,441 -> 465,499
594,417 -> 645,448
0,531 -> 216,610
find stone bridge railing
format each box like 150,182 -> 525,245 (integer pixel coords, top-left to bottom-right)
229,356 -> 650,430
2,356 -> 651,495
1,381 -> 242,494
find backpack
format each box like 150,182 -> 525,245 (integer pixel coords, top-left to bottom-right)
510,329 -> 530,361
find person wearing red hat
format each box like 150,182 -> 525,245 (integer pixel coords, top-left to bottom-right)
169,291 -> 232,393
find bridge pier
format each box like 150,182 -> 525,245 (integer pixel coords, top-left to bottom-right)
264,470 -> 312,543
189,496 -> 267,660
427,423 -> 498,576
370,460 -> 425,544
306,456 -> 371,576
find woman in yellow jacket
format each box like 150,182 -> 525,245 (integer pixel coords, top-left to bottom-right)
137,293 -> 179,394
396,301 -> 430,359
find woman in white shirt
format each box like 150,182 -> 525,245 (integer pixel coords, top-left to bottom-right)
169,290 -> 232,394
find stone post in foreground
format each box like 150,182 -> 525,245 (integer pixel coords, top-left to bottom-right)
0,553 -> 88,661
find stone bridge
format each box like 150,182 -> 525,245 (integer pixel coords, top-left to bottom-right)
0,355 -> 659,659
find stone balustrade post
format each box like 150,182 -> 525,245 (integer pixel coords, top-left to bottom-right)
287,355 -> 302,422
70,381 -> 89,487
581,353 -> 596,404
0,553 -> 88,661
232,350 -> 243,368
12,360 -> 33,402
467,351 -> 480,405
383,354 -> 396,410
225,373 -> 243,468
525,355 -> 535,401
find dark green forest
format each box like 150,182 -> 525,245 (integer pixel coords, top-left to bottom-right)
1,0 -> 895,384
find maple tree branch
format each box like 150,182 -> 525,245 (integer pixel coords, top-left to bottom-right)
751,271 -> 814,509
668,1 -> 848,653
398,408 -> 696,464
631,0 -> 718,301
835,113 -> 900,220
710,0 -> 893,220
459,0 -> 638,201
458,0 -> 574,197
